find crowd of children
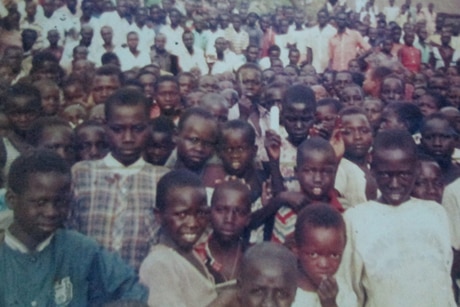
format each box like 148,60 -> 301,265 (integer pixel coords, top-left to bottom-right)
0,0 -> 460,306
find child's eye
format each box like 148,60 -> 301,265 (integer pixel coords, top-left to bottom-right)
250,288 -> 264,296
308,252 -> 319,258
330,253 -> 341,259
109,126 -> 123,134
133,125 -> 147,133
275,290 -> 290,300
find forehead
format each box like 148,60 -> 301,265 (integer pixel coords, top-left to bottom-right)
372,147 -> 415,167
243,260 -> 291,287
182,115 -> 217,132
165,186 -> 206,207
298,226 -> 346,247
419,160 -> 441,175
299,148 -> 336,165
77,125 -> 105,136
157,80 -> 178,90
108,103 -> 148,120
23,172 -> 71,193
94,75 -> 120,86
382,77 -> 403,88
239,68 -> 261,79
423,117 -> 452,132
342,113 -> 369,125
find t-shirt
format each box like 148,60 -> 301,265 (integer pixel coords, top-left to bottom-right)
340,198 -> 455,307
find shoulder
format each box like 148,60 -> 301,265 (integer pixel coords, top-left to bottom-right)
72,159 -> 104,173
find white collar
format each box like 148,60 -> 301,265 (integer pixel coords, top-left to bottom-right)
5,228 -> 54,254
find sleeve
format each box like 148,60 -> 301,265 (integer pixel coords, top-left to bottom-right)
88,244 -> 149,304
139,249 -> 188,307
442,181 -> 460,250
338,211 -> 367,307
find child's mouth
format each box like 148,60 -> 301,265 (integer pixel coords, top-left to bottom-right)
312,187 -> 323,195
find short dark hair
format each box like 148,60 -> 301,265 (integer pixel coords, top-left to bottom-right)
384,102 -> 423,134
239,242 -> 297,282
150,116 -> 176,134
219,119 -> 256,148
284,84 -> 316,109
94,64 -> 124,85
372,129 -> 417,159
297,137 -> 337,167
4,83 -> 42,114
177,107 -> 216,132
8,150 -> 71,194
317,98 -> 342,113
156,169 -> 205,212
154,75 -> 179,92
294,203 -> 346,245
104,88 -> 149,120
26,116 -> 72,147
420,112 -> 456,136
211,180 -> 251,211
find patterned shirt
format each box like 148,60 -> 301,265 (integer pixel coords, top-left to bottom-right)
271,190 -> 345,245
69,154 -> 168,271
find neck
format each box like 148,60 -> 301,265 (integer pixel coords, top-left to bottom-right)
338,27 -> 346,34
209,235 -> 241,252
297,271 -> 317,292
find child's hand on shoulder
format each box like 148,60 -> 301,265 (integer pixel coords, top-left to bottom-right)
318,276 -> 339,307
264,129 -> 281,161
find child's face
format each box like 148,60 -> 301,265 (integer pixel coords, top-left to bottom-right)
106,104 -> 150,166
6,96 -> 40,135
264,88 -> 283,109
161,186 -> 208,251
38,126 -> 75,165
421,118 -> 456,159
447,87 -> 460,107
296,149 -> 337,201
238,68 -> 262,100
282,103 -> 314,146
144,131 -> 174,165
341,87 -> 364,108
380,78 -> 404,103
76,125 -> 109,161
416,95 -> 438,117
40,85 -> 60,116
62,107 -> 86,127
379,109 -> 405,132
342,114 -> 373,160
314,105 -> 338,140
177,115 -> 217,171
219,129 -> 256,177
7,172 -> 71,249
295,226 -> 345,288
238,259 -> 297,307
155,81 -> 181,116
412,161 -> 444,203
363,99 -> 383,130
372,148 -> 417,206
178,76 -> 194,96
211,188 -> 250,243
91,75 -> 121,105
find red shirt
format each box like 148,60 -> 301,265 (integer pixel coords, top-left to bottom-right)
398,45 -> 422,73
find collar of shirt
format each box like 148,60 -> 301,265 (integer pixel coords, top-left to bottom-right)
5,228 -> 54,254
103,153 -> 146,177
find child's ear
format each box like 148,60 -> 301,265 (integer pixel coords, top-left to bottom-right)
5,189 -> 17,210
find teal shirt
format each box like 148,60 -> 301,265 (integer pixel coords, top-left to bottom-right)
0,229 -> 148,306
